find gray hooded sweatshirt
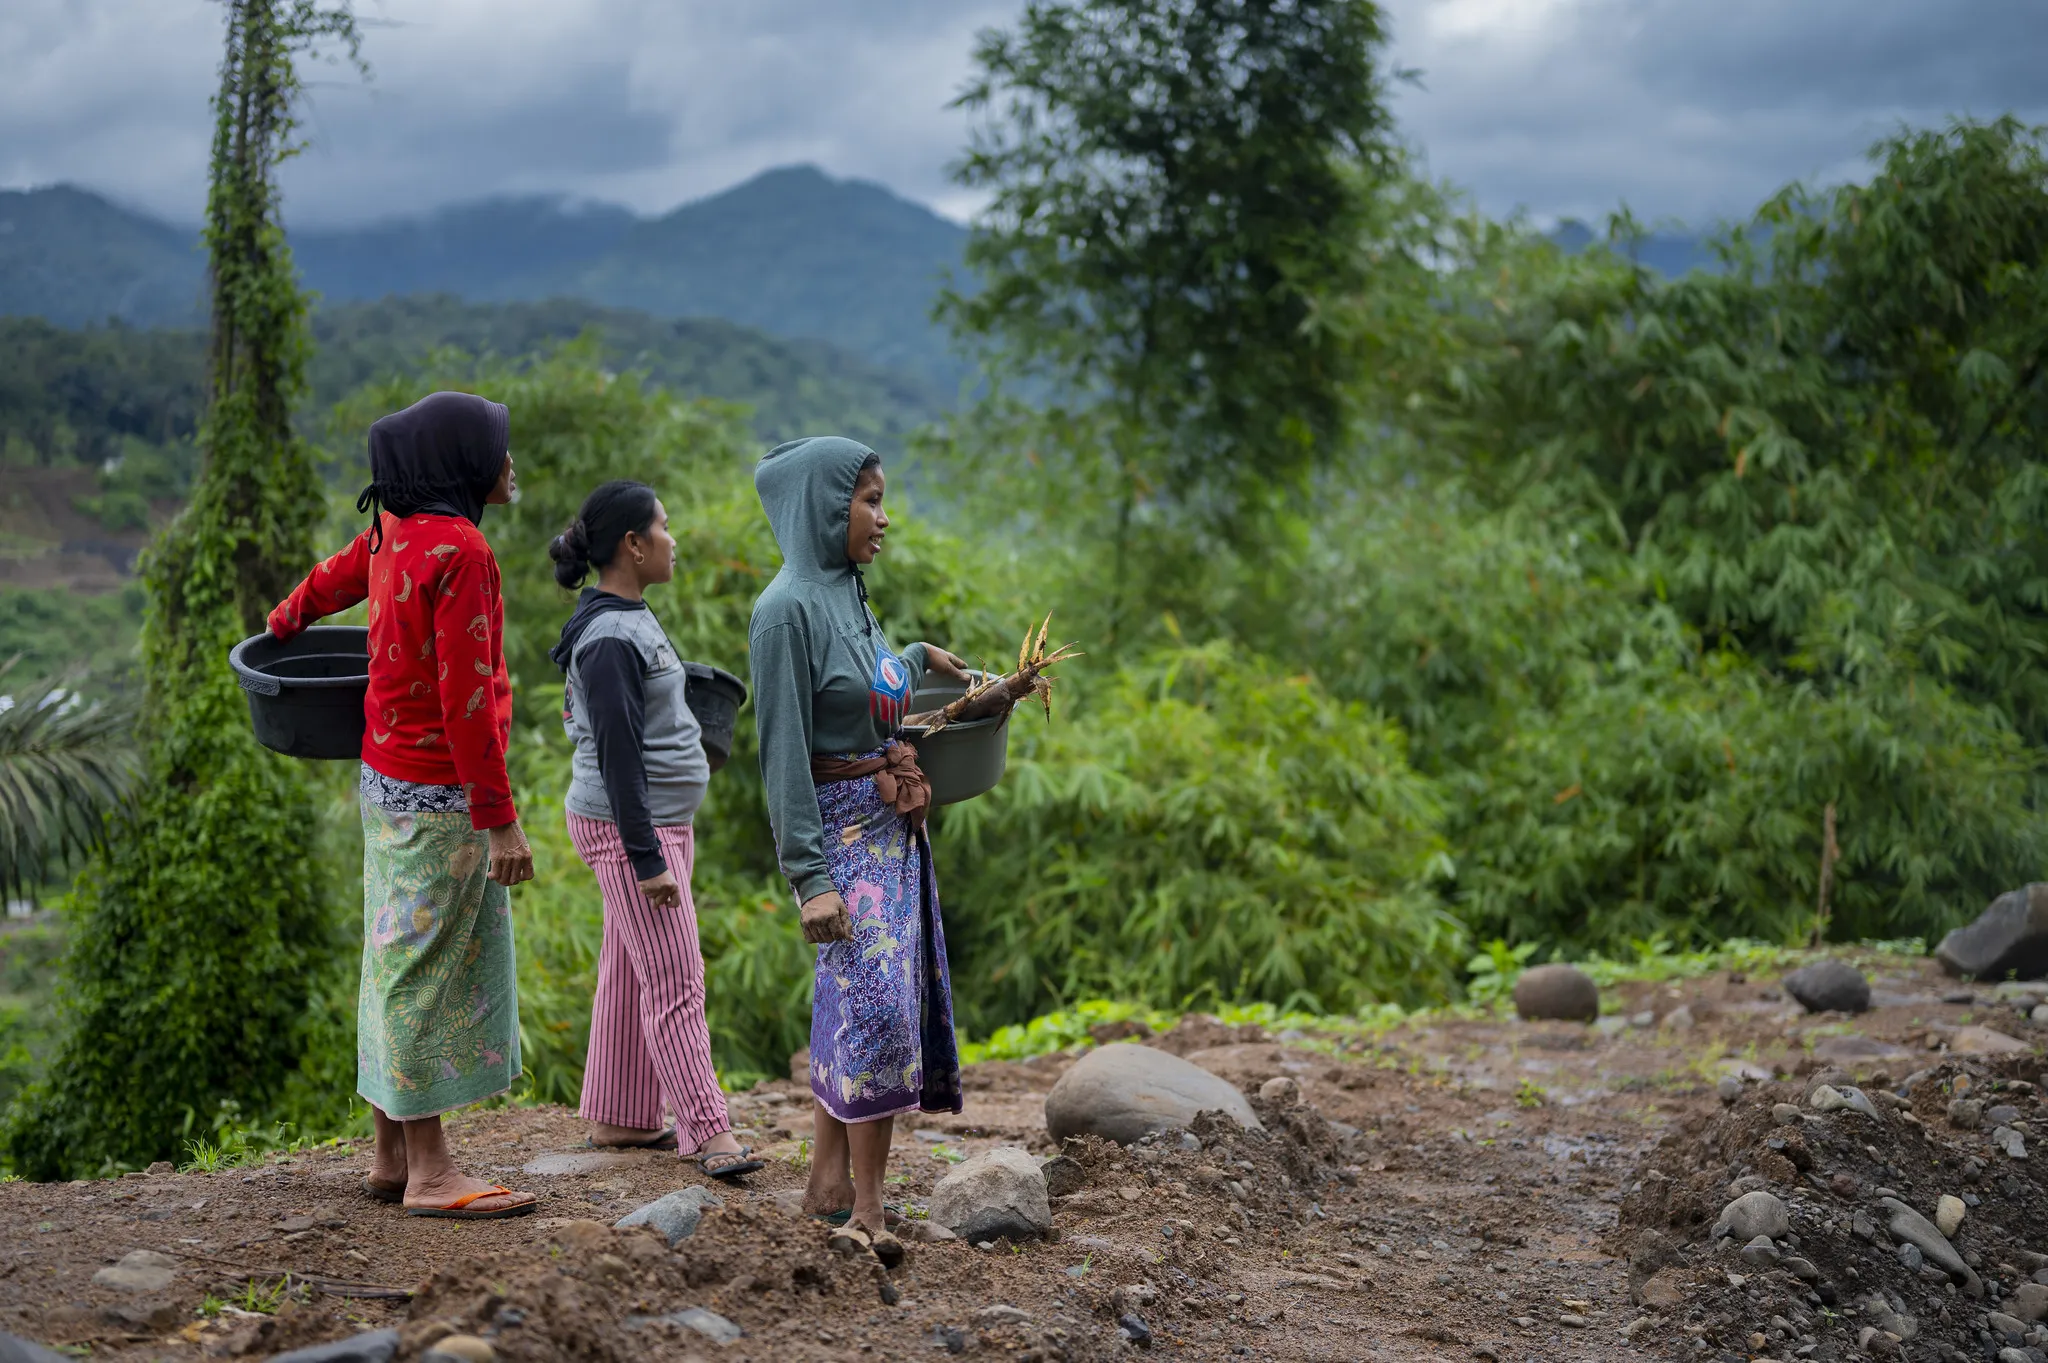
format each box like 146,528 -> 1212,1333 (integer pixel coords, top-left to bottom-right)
748,436 -> 929,904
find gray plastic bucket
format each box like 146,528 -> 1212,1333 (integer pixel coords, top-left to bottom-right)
904,672 -> 1009,806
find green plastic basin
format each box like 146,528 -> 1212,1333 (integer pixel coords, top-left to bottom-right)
904,672 -> 1009,806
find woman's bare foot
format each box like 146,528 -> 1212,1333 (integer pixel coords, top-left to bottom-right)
398,1112 -> 534,1214
369,1108 -> 407,1188
402,1164 -> 534,1214
803,1167 -> 855,1218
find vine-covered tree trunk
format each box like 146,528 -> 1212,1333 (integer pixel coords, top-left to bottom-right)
1,0 -> 362,1179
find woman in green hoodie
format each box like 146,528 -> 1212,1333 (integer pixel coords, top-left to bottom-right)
748,436 -> 968,1262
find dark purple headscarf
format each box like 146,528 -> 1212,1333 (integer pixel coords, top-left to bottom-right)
355,390 -> 509,551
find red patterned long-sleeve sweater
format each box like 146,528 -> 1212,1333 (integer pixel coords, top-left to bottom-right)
268,512 -> 517,830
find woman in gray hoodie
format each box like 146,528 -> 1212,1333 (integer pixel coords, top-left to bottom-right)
749,436 -> 969,1264
549,480 -> 762,1180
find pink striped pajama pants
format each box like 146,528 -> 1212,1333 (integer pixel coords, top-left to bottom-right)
565,812 -> 730,1149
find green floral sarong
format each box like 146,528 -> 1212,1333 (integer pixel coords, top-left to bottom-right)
358,800 -> 520,1118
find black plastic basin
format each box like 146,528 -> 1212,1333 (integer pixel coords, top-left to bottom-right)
683,663 -> 748,773
229,627 -> 369,761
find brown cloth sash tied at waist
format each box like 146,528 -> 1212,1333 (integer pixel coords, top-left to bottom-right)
810,739 -> 930,832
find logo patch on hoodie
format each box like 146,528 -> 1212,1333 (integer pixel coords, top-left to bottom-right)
870,648 -> 910,729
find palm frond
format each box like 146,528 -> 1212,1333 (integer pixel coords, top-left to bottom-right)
0,684 -> 140,900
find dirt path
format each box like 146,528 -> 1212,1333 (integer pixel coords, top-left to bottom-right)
2,954 -> 2042,1361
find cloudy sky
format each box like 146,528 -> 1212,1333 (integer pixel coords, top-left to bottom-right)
2,0 -> 2041,231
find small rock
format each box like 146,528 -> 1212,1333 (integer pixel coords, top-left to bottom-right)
1717,1077 -> 1744,1104
1988,1104 -> 2023,1126
1936,1194 -> 1967,1238
1994,1127 -> 2031,1159
90,1249 -> 177,1293
1044,1043 -> 1263,1144
1898,1242 -> 1924,1272
1662,1004 -> 1696,1031
266,1332 -> 402,1363
1995,1349 -> 2035,1363
1784,960 -> 1872,1013
1041,1155 -> 1087,1197
1773,1103 -> 1804,1125
931,1146 -> 1053,1242
1809,1085 -> 1883,1118
1713,1191 -> 1791,1242
906,1220 -> 959,1243
421,1337 -> 494,1363
641,1308 -> 743,1345
1117,1312 -> 1153,1346
1953,1025 -> 2032,1055
1558,1313 -> 1588,1328
1259,1076 -> 1302,1106
2032,1004 -> 2048,1023
614,1187 -> 722,1246
1951,1099 -> 1986,1129
1988,1312 -> 2028,1340
2009,1281 -> 2048,1322
1739,1235 -> 1781,1268
1782,1255 -> 1820,1282
1881,1197 -> 1982,1296
1629,1009 -> 1656,1027
1511,964 -> 1600,1022
1934,884 -> 2048,981
978,1305 -> 1032,1327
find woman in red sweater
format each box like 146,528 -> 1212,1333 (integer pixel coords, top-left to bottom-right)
269,391 -> 537,1219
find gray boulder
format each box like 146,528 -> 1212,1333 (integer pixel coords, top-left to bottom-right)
1512,964 -> 1600,1022
0,1333 -> 71,1363
615,1187 -> 722,1246
929,1146 -> 1052,1242
1783,959 -> 1871,1014
268,1332 -> 401,1363
1043,1043 -> 1262,1145
90,1249 -> 177,1293
1937,884 -> 2048,980
1712,1190 -> 1789,1242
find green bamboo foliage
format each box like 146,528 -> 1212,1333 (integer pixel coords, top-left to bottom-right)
1,0 -> 364,1178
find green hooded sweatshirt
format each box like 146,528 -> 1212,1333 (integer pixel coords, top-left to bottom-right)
748,436 -> 929,903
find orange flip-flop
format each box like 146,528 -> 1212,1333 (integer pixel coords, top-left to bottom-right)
405,1185 -> 537,1220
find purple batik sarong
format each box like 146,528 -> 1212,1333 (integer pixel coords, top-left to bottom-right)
807,761 -> 963,1123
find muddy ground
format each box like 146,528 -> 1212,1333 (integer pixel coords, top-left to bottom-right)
2,952 -> 2043,1362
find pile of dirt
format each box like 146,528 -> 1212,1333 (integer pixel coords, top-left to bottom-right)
1614,1054 -> 2048,1361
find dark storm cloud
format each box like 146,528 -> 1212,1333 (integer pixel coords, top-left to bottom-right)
1381,0 -> 2048,228
0,0 -> 2037,232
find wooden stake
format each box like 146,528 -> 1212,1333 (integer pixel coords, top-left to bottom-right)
1811,802 -> 1839,947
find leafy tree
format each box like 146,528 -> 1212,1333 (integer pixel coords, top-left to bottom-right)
2,0 -> 364,1178
942,0 -> 1403,626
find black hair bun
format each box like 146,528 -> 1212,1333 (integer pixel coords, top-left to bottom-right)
548,519 -> 592,589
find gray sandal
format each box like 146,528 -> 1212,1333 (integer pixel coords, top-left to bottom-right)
692,1146 -> 765,1180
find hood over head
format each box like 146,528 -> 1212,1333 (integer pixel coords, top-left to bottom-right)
753,435 -> 875,581
548,587 -> 648,671
356,390 -> 510,550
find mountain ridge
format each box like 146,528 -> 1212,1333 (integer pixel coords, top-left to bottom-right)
0,166 -> 972,386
